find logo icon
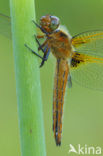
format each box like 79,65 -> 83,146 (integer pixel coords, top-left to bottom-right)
68,144 -> 102,155
69,144 -> 78,154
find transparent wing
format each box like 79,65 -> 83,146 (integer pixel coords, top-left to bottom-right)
0,13 -> 11,39
71,61 -> 103,91
0,13 -> 42,39
71,30 -> 103,91
72,30 -> 103,58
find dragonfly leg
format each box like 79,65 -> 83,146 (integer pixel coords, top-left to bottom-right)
40,47 -> 51,67
37,35 -> 45,39
34,34 -> 47,53
24,44 -> 49,67
24,44 -> 44,60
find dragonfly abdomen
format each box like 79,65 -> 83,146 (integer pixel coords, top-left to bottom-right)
53,58 -> 69,145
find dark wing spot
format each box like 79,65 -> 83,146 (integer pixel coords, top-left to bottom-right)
71,52 -> 84,68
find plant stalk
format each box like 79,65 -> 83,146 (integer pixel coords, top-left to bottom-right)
9,0 -> 46,155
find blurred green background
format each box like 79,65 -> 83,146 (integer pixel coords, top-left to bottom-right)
0,0 -> 103,156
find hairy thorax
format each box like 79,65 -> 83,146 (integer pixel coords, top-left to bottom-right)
48,30 -> 72,59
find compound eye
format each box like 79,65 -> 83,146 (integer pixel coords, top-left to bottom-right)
50,16 -> 60,30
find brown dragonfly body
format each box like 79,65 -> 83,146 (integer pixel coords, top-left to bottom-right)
37,15 -> 74,145
32,15 -> 103,145
49,30 -> 71,145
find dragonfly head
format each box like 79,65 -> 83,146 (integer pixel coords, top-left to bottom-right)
40,15 -> 60,34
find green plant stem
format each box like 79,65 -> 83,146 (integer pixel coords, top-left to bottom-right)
9,0 -> 46,156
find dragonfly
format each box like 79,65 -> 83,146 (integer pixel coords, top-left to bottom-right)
1,13 -> 103,146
